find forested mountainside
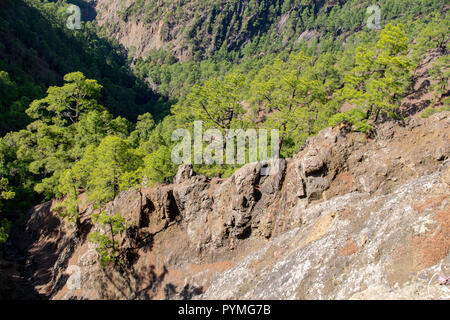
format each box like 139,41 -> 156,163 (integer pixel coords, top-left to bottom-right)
95,0 -> 447,99
0,0 -> 167,134
0,0 -> 449,299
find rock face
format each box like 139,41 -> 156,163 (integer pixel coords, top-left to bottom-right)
90,0 -> 320,63
7,112 -> 450,300
92,0 -> 249,62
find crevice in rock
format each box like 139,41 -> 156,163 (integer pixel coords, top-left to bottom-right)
166,190 -> 181,222
139,198 -> 155,228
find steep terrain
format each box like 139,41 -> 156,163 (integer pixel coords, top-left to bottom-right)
0,0 -> 448,300
92,0 -> 445,60
0,0 -> 166,134
4,111 -> 449,300
93,0 -> 306,61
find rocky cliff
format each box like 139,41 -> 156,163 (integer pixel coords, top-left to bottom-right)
4,111 -> 450,300
92,0 -> 256,61
90,0 -> 340,61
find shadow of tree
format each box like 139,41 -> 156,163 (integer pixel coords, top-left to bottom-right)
101,262 -> 204,300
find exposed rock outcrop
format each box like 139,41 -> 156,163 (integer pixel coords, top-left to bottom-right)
7,112 -> 450,300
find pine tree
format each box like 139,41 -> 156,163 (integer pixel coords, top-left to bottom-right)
26,72 -> 104,126
429,55 -> 450,104
339,24 -> 414,123
83,136 -> 142,207
251,51 -> 327,153
55,169 -> 82,231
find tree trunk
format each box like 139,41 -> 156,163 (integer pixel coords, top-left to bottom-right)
75,213 -> 81,238
374,108 -> 381,122
366,105 -> 373,119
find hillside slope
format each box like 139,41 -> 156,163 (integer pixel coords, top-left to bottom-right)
4,111 -> 449,300
0,1 -> 448,300
0,0 -> 166,134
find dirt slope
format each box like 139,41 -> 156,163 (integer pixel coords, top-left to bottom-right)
5,111 -> 449,300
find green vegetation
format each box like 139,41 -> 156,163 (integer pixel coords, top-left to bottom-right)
249,51 -> 336,156
0,0 -> 168,135
330,23 -> 415,132
420,105 -> 450,118
88,211 -> 127,267
0,178 -> 14,244
75,135 -> 143,208
429,55 -> 450,105
131,0 -> 447,101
